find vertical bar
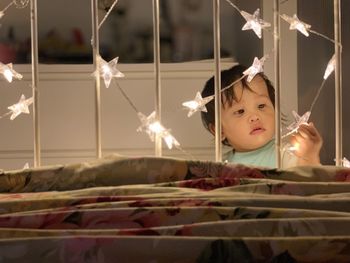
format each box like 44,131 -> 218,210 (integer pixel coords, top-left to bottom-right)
274,0 -> 282,168
334,0 -> 342,165
91,0 -> 102,158
30,0 -> 40,167
153,0 -> 162,156
213,0 -> 222,162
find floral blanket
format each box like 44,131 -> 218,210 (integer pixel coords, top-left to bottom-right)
0,154 -> 350,262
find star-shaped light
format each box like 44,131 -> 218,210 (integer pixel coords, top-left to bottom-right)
243,56 -> 267,82
137,111 -> 157,137
162,130 -> 180,149
95,56 -> 124,88
323,54 -> 336,80
14,0 -> 30,8
342,157 -> 350,168
240,8 -> 271,38
281,14 -> 311,37
0,63 -> 23,83
7,94 -> 33,120
182,92 -> 214,117
286,110 -> 311,132
137,111 -> 180,149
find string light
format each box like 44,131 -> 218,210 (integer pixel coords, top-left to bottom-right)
0,63 -> 23,83
116,83 -> 190,154
7,94 -> 33,120
280,13 -> 340,46
241,8 -> 271,39
243,56 -> 267,82
287,111 -> 311,131
281,14 -> 311,37
342,157 -> 350,168
323,54 -> 336,80
13,0 -> 30,8
288,142 -> 299,152
0,0 -> 29,20
95,55 -> 124,88
162,131 -> 180,150
94,0 -> 185,154
282,111 -> 311,139
182,50 -> 275,119
182,92 -> 214,117
98,0 -> 119,29
137,111 -> 180,150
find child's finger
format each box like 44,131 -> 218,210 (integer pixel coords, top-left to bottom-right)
297,125 -> 313,139
301,123 -> 317,136
290,133 -> 303,145
289,135 -> 298,148
297,123 -> 323,147
298,123 -> 319,139
308,122 -> 321,137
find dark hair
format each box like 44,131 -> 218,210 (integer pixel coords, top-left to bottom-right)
201,64 -> 275,146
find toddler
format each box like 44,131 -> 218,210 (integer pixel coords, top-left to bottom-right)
201,65 -> 322,168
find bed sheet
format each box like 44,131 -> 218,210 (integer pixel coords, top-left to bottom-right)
0,154 -> 350,262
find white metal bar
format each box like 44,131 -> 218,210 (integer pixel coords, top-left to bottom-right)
274,0 -> 282,168
334,0 -> 342,165
30,0 -> 40,167
213,0 -> 222,162
153,0 -> 162,156
91,0 -> 102,158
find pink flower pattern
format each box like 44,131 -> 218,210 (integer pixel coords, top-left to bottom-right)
0,156 -> 349,261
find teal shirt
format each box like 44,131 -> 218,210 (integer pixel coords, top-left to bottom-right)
223,139 -> 297,168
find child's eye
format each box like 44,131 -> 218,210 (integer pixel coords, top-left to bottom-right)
258,104 -> 266,109
234,109 -> 245,115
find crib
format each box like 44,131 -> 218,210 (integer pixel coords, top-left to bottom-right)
0,0 -> 349,262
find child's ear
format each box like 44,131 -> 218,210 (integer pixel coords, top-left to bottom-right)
208,123 -> 226,141
208,123 -> 215,135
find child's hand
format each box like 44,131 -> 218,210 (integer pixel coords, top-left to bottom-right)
290,122 -> 323,165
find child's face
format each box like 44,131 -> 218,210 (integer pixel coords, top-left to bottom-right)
221,75 -> 275,152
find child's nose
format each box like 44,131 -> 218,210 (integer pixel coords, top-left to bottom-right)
249,114 -> 260,122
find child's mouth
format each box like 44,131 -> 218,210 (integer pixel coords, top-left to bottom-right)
250,127 -> 265,135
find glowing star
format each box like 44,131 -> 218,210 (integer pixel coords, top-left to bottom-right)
243,56 -> 266,82
7,94 -> 33,120
182,92 -> 214,117
287,142 -> 299,153
137,111 -> 157,136
162,130 -> 180,149
137,111 -> 164,140
281,14 -> 311,37
240,8 -> 271,38
323,54 -> 336,80
0,63 -> 23,82
137,111 -> 180,149
14,0 -> 30,8
286,110 -> 311,132
342,157 -> 350,168
96,56 -> 124,88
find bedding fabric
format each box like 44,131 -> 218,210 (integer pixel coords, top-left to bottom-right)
0,154 -> 350,262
